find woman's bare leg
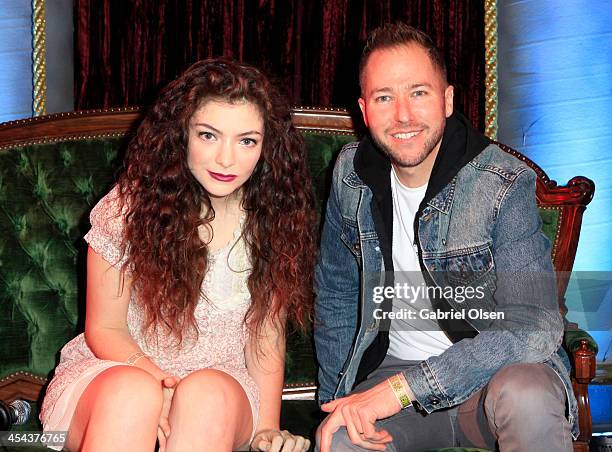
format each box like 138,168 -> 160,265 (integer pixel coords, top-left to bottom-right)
65,366 -> 163,451
165,369 -> 254,452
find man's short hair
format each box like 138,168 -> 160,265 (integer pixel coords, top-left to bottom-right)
359,23 -> 448,93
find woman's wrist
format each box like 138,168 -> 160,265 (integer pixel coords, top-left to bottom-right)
128,354 -> 166,382
254,422 -> 281,434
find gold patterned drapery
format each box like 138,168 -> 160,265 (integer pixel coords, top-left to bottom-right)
484,0 -> 498,139
32,0 -> 47,116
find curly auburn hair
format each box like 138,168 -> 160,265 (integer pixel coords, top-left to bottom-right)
116,58 -> 317,345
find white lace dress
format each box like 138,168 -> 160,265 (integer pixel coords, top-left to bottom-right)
40,187 -> 260,448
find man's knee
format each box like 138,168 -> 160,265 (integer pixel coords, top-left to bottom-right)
487,363 -> 565,407
482,362 -> 572,450
485,362 -> 566,419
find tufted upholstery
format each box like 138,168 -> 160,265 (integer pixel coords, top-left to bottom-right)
0,108 -> 597,452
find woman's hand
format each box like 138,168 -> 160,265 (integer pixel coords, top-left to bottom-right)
250,429 -> 310,452
157,375 -> 180,452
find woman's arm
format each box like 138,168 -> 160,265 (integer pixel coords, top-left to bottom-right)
244,312 -> 286,432
84,246 -> 166,381
85,245 -> 179,449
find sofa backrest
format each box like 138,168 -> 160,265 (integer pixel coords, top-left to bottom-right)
0,107 -> 594,402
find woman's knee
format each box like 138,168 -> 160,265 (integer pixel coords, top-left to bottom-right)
83,365 -> 164,413
67,366 -> 163,450
170,368 -> 252,442
173,369 -> 246,408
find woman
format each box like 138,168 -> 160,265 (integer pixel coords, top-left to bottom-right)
40,58 -> 316,452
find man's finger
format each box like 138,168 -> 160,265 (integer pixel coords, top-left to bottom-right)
341,404 -> 364,445
348,405 -> 365,435
364,429 -> 392,444
320,403 -> 334,412
357,438 -> 388,451
319,413 -> 343,452
360,412 -> 392,443
320,398 -> 341,412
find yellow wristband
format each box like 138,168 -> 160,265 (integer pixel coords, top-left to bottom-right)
388,374 -> 411,409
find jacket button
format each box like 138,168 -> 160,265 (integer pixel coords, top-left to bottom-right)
430,397 -> 440,405
353,242 -> 361,252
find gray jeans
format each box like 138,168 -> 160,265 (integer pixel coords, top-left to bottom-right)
317,355 -> 572,452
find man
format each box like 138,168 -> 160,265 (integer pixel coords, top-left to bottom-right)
314,23 -> 576,451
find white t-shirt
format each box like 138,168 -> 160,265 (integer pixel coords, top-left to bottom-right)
387,167 -> 453,361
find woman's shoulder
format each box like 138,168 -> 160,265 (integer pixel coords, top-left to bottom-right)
84,184 -> 129,267
89,185 -> 127,232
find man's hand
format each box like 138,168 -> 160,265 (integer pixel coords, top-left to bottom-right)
250,429 -> 311,451
317,379 -> 402,452
157,375 -> 180,452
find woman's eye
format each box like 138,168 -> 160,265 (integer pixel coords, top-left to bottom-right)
199,132 -> 216,141
239,138 -> 258,146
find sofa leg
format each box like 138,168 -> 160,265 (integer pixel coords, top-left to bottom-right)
572,339 -> 596,451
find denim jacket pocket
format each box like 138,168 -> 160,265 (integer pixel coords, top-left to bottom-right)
424,242 -> 495,288
340,219 -> 362,261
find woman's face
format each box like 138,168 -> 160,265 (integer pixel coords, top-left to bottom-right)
187,100 -> 264,201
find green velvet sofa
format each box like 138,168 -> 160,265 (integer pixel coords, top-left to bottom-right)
0,107 -> 598,451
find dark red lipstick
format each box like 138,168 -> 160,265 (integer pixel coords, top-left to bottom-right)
208,171 -> 237,182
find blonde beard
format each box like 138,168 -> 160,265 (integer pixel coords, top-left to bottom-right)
371,125 -> 444,168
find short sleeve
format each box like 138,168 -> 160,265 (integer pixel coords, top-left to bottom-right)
83,185 -> 128,268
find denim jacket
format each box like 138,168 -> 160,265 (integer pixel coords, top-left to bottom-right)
313,113 -> 579,438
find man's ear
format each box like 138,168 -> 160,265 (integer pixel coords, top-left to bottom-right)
358,97 -> 369,127
444,85 -> 454,118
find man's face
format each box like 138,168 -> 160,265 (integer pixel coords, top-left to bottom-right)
358,44 -> 454,175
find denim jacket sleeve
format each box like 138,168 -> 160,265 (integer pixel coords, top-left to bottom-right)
314,152 -> 360,404
402,167 -> 564,413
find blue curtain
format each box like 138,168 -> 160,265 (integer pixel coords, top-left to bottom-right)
0,1 -> 33,122
497,1 -> 612,362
